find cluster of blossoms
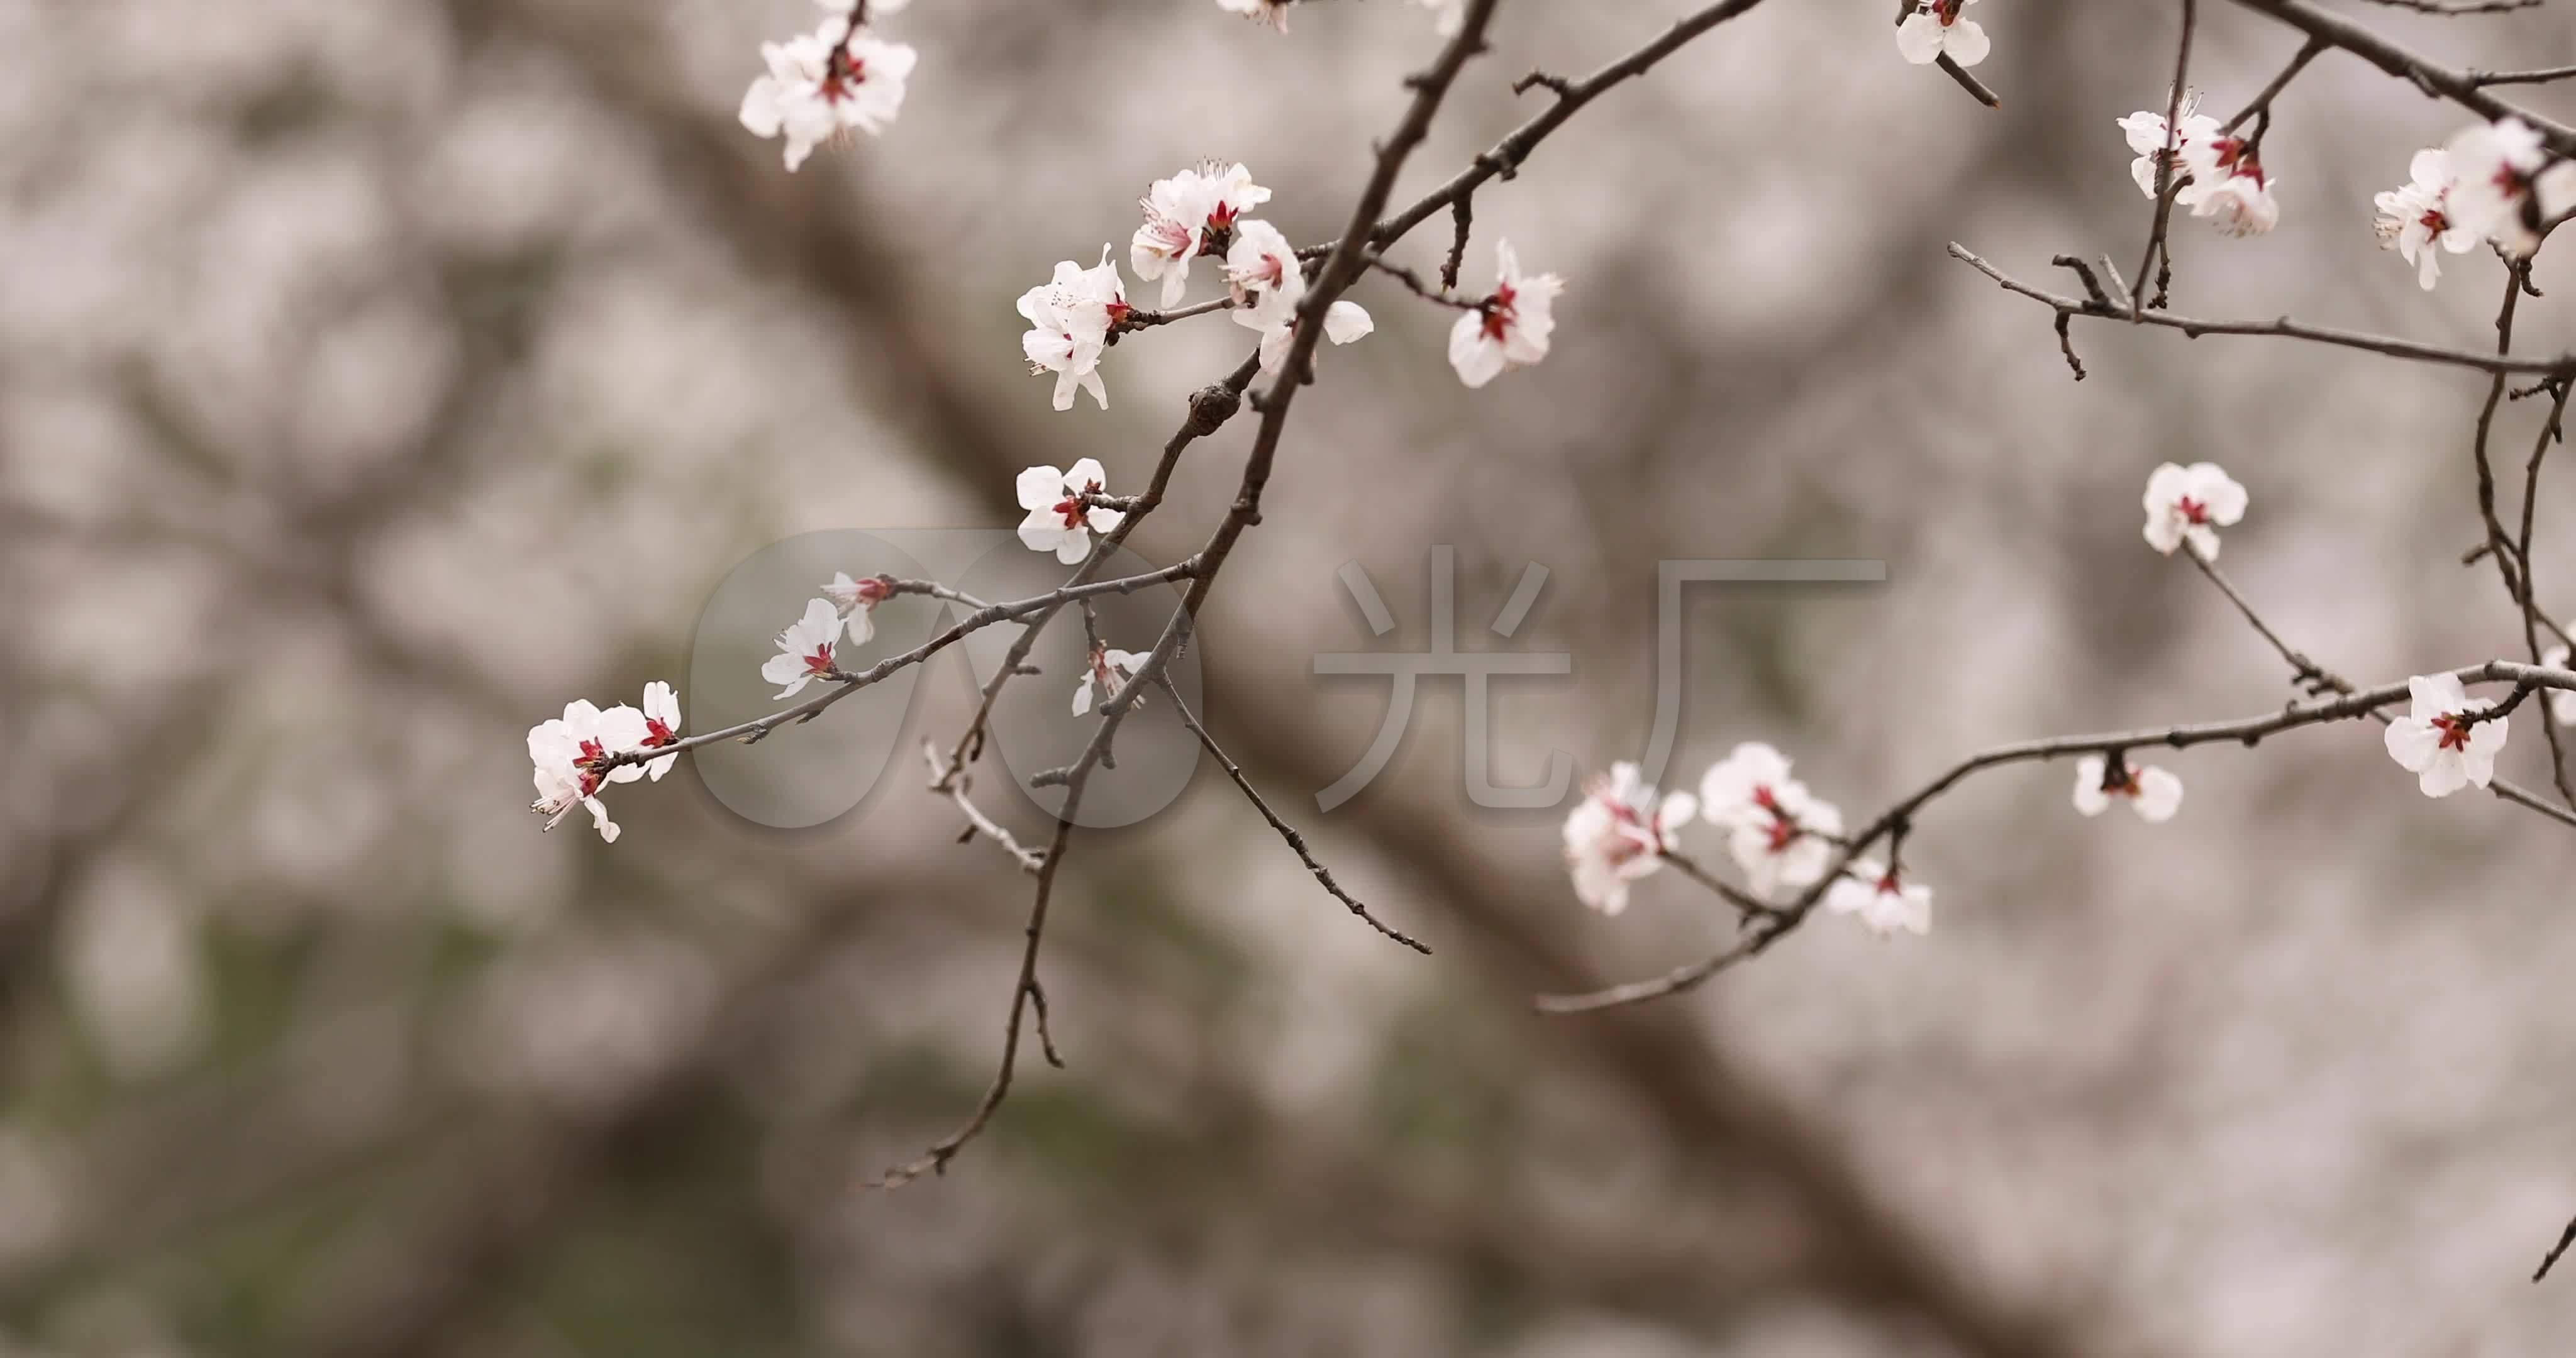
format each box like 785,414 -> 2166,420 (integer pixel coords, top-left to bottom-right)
1560,746 -> 1926,939
738,0 -> 917,171
527,685 -> 683,843
1016,163 -> 1375,411
2116,92 -> 2280,237
2375,119 -> 2576,289
1216,0 -> 1465,36
1018,162 -> 1560,409
1894,0 -> 1989,70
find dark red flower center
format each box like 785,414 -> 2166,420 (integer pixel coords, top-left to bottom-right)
643,720 -> 677,748
1480,282 -> 1519,343
1054,479 -> 1101,530
2177,495 -> 2209,525
804,642 -> 836,676
2432,712 -> 2473,751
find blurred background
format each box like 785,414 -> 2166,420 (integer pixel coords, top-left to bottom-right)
6,0 -> 2576,1353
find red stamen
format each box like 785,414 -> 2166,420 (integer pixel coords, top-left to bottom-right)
1480,282 -> 1518,343
2432,713 -> 2473,751
804,643 -> 835,676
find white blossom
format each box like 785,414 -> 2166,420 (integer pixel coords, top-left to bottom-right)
762,598 -> 847,700
2382,671 -> 2507,798
2374,148 -> 2480,291
1017,248 -> 1131,412
2141,461 -> 2248,559
2072,755 -> 2182,823
737,11 -> 916,172
528,700 -> 649,842
1699,742 -> 1840,902
1074,644 -> 1149,716
1726,790 -> 1843,900
1131,163 -> 1272,307
2443,118 -> 2576,257
1824,860 -> 1933,938
1256,299 -> 1375,376
1016,458 -> 1123,565
1224,219 -> 1305,333
637,682 -> 683,782
2118,96 -> 2221,199
1448,239 -> 1562,389
1562,763 -> 1698,916
822,571 -> 889,647
1896,0 -> 1989,69
2187,162 -> 2280,237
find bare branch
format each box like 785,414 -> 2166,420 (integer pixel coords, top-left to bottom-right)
2231,0 -> 2576,157
1155,676 -> 1431,954
1950,243 -> 2576,377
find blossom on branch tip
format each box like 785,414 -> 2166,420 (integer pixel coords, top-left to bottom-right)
1074,644 -> 1148,716
2118,96 -> 2220,200
1018,248 -> 1130,411
1562,763 -> 1697,915
2443,118 -> 2576,258
1257,300 -> 1374,376
2383,672 -> 2506,798
1016,458 -> 1123,565
1699,742 -> 1840,901
528,700 -> 650,842
1825,861 -> 1932,938
2374,148 -> 2479,291
2072,755 -> 2182,822
1448,239 -> 1561,389
763,598 -> 847,700
638,682 -> 683,781
1896,0 -> 1988,70
737,8 -> 916,172
2141,461 -> 2247,560
1131,163 -> 1271,308
822,571 -> 891,646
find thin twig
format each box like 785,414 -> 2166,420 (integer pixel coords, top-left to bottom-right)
2539,1213 -> 2576,1281
1155,676 -> 1431,954
2221,36 -> 2329,132
2135,0 -> 2200,316
1950,243 -> 2576,377
2470,63 -> 2576,87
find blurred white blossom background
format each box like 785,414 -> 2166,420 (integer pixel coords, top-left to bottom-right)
4,0 -> 2576,1355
